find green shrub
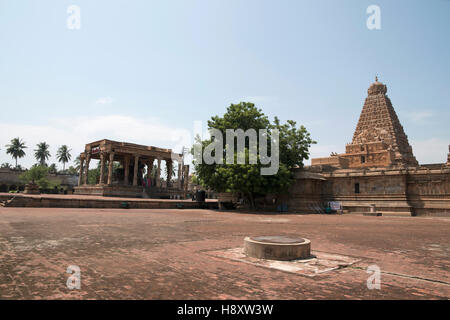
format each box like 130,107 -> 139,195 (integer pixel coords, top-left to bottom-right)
19,165 -> 56,189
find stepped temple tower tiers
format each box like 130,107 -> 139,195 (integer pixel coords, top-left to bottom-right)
312,77 -> 418,168
74,139 -> 188,198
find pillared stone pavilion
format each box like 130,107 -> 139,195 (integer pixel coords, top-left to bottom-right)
74,139 -> 188,198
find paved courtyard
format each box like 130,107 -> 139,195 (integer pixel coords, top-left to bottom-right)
0,207 -> 449,299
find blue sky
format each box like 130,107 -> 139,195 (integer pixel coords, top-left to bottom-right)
0,0 -> 449,168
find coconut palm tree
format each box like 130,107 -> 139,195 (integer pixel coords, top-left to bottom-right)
34,142 -> 51,166
74,155 -> 81,171
6,138 -> 27,168
56,145 -> 72,171
1,163 -> 12,169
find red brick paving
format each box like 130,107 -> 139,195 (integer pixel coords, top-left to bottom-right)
0,207 -> 449,299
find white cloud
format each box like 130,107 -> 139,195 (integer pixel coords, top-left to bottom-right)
94,97 -> 114,105
0,115 -> 192,169
411,138 -> 448,164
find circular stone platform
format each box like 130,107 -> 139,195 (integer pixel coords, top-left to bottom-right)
244,236 -> 311,261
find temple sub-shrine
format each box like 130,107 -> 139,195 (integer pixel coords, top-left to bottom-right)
74,139 -> 189,198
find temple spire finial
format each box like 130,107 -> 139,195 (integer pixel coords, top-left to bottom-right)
375,75 -> 378,82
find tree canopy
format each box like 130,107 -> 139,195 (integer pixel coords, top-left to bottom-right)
192,102 -> 315,208
19,165 -> 52,189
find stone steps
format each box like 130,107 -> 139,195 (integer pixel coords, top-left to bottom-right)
349,211 -> 412,217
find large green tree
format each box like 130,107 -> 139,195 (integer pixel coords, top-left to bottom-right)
193,102 -> 315,208
34,142 -> 51,166
6,137 -> 27,168
56,145 -> 72,171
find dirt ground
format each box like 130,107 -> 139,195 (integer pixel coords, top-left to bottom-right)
0,207 -> 448,299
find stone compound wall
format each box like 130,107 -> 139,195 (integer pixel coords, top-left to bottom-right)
0,169 -> 25,191
321,169 -> 412,214
288,165 -> 450,216
406,166 -> 450,216
0,168 -> 78,192
0,193 -> 218,209
285,171 -> 326,213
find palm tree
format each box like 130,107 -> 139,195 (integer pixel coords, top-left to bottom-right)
34,142 -> 51,166
74,155 -> 81,172
56,145 -> 72,171
1,163 -> 12,169
6,138 -> 27,168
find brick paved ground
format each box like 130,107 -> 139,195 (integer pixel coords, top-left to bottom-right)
0,207 -> 448,299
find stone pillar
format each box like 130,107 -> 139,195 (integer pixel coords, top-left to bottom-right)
124,156 -> 130,185
83,154 -> 91,185
99,153 -> 105,185
78,157 -> 85,186
103,161 -> 108,184
147,158 -> 155,186
183,164 -> 190,191
133,155 -> 140,186
156,158 -> 161,187
177,162 -> 182,189
166,159 -> 173,188
107,152 -> 115,185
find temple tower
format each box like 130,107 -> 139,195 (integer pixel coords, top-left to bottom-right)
312,77 -> 418,168
346,77 -> 418,167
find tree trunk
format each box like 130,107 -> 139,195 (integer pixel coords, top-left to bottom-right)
248,192 -> 256,210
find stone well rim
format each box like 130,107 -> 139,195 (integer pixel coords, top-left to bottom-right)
245,236 -> 310,246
